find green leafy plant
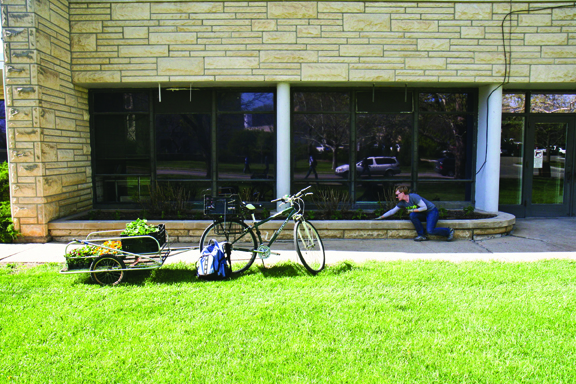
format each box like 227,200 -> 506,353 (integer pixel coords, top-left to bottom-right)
64,245 -> 97,269
114,210 -> 121,220
261,207 -> 270,219
352,209 -> 367,220
306,210 -> 316,220
463,205 -> 475,216
121,219 -> 157,237
438,207 -> 448,219
330,211 -> 343,220
0,162 -> 19,243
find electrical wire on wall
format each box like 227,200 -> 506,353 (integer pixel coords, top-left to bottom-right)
476,1 -> 576,176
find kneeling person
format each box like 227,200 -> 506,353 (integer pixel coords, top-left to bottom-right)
376,186 -> 454,242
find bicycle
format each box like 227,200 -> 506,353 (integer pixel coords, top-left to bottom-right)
200,186 -> 325,275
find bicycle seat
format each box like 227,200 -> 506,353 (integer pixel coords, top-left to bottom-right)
242,202 -> 262,211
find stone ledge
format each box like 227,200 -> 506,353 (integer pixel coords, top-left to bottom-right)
48,211 -> 515,242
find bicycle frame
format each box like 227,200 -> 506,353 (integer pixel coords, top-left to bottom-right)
247,204 -> 301,248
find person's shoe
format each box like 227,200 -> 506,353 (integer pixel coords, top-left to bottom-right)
447,228 -> 454,241
414,235 -> 427,242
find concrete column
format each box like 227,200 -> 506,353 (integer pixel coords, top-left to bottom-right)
276,82 -> 291,209
476,84 -> 502,213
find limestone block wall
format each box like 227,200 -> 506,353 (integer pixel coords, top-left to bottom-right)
2,0 -> 91,241
68,1 -> 576,85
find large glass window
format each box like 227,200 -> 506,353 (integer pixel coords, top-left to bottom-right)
92,92 -> 151,203
356,115 -> 412,178
499,116 -> 524,205
293,92 -> 351,181
90,87 -> 477,207
418,93 -> 474,182
156,114 -> 211,179
216,92 -> 276,202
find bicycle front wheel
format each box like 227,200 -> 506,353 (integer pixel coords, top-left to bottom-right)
200,219 -> 257,274
294,220 -> 325,274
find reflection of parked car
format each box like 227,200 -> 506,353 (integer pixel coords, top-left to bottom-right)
335,156 -> 401,178
435,155 -> 455,177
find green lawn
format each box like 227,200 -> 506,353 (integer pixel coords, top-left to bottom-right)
1,260 -> 576,383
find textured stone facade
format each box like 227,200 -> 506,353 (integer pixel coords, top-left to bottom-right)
3,0 -> 90,241
2,0 -> 576,241
66,1 -> 576,85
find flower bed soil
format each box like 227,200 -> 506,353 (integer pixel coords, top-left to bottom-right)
73,210 -> 495,221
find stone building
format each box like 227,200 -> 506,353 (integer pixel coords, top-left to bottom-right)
2,0 -> 576,242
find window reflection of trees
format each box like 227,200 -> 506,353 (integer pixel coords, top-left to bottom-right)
503,93 -> 526,113
419,93 -> 470,179
217,92 -> 274,112
419,114 -> 468,179
217,114 -> 275,179
531,94 -> 576,113
156,114 -> 211,179
356,114 -> 412,170
293,92 -> 351,175
293,114 -> 350,171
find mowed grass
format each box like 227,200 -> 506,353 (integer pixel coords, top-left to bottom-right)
1,260 -> 576,383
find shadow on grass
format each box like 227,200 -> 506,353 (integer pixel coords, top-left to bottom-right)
71,260 -> 363,286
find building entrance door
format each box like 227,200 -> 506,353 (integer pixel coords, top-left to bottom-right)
525,116 -> 576,216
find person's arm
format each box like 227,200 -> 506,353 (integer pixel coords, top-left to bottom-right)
407,200 -> 428,213
375,206 -> 400,220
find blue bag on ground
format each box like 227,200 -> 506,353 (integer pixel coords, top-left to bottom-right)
197,239 -> 229,280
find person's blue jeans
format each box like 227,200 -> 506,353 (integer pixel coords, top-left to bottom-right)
409,207 -> 450,238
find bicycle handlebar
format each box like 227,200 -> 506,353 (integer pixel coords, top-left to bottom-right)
271,186 -> 312,204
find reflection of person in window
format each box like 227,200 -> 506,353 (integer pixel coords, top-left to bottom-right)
360,157 -> 371,178
243,156 -> 251,174
304,155 -> 318,179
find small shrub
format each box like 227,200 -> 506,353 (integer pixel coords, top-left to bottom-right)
352,209 -> 367,220
313,187 -> 351,219
307,211 -> 316,220
376,186 -> 397,216
0,162 -> 19,243
438,207 -> 448,219
330,211 -> 343,220
145,181 -> 191,216
463,205 -> 475,216
261,207 -> 270,219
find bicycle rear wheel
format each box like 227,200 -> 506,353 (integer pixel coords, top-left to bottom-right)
200,219 -> 257,274
294,220 -> 325,274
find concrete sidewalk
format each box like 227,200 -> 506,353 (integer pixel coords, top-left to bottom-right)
0,217 -> 575,265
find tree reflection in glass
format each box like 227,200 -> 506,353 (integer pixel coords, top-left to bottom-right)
156,114 -> 211,179
293,92 -> 350,179
419,93 -> 471,180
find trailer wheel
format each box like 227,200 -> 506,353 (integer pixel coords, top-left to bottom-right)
90,255 -> 126,286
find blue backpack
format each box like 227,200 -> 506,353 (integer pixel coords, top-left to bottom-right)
197,239 -> 230,280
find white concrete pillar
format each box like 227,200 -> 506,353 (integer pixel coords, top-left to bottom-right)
476,84 -> 502,213
276,82 -> 291,208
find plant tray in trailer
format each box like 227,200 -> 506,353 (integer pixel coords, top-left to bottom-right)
60,225 -> 197,286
